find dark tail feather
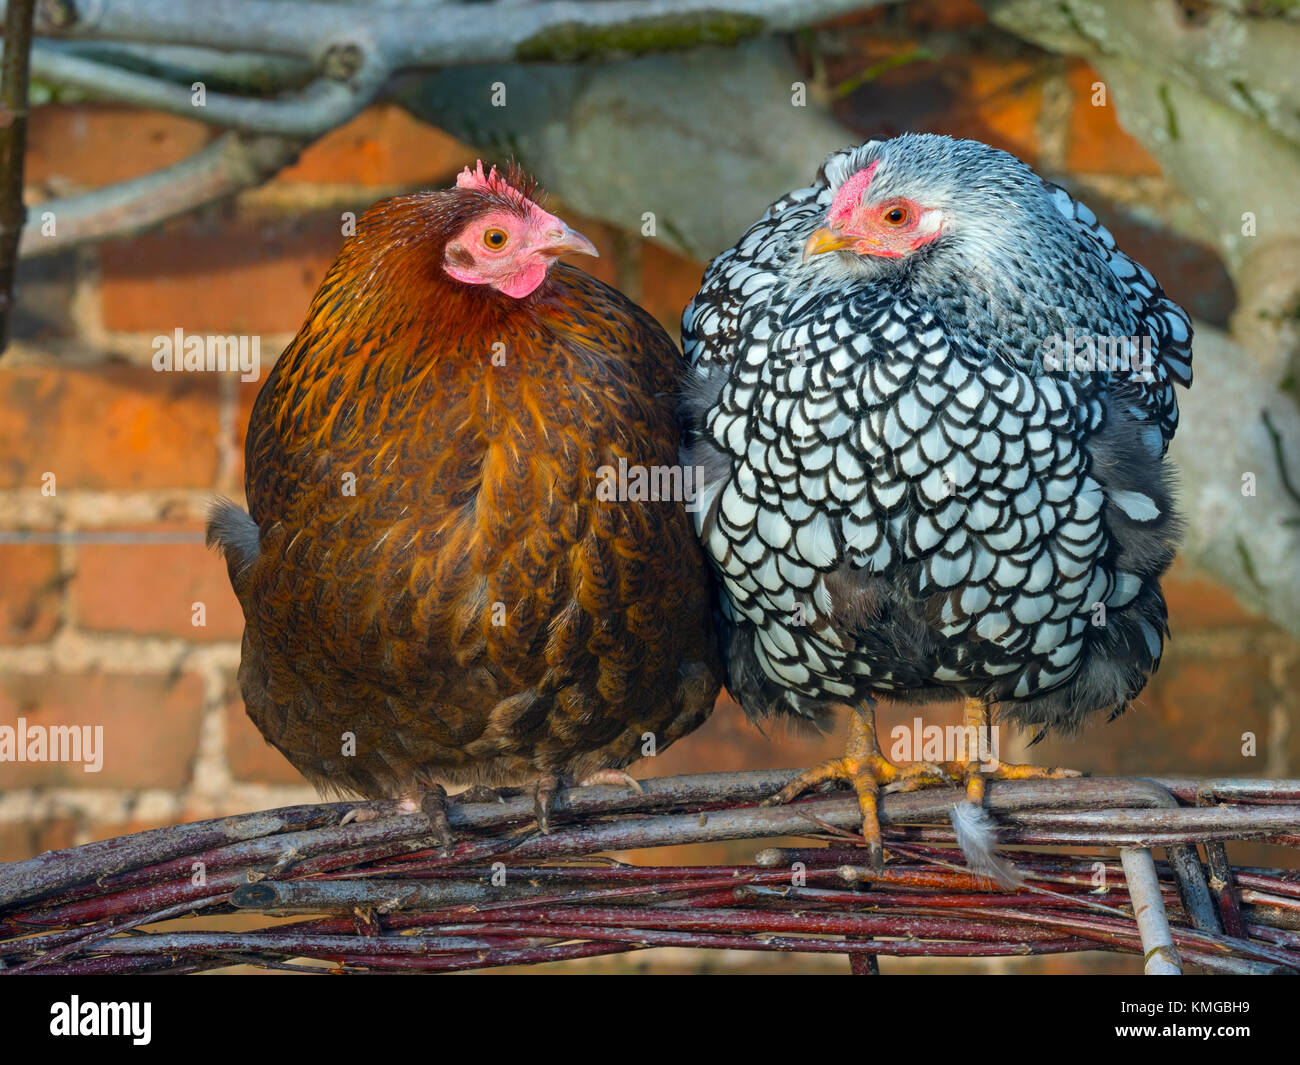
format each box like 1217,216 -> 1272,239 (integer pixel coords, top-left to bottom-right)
206,497 -> 260,577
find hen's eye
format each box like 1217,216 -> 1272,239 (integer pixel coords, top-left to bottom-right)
483,228 -> 509,249
882,205 -> 910,226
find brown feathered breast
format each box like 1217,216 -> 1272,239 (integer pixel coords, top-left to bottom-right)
212,190 -> 720,797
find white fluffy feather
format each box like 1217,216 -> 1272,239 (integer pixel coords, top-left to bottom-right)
949,801 -> 1023,889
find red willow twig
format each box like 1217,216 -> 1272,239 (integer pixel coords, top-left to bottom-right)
2,771 -> 1299,974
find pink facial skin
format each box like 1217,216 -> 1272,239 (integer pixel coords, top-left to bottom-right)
823,161 -> 944,259
443,163 -> 597,298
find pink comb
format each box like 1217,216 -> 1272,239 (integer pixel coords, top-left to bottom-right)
457,160 -> 524,201
827,160 -> 878,226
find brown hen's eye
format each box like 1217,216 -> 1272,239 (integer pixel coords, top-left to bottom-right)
882,205 -> 910,226
483,228 -> 509,249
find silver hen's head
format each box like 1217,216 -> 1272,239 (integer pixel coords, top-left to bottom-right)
798,134 -> 1087,290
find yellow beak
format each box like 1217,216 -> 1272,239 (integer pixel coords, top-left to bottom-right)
803,226 -> 859,259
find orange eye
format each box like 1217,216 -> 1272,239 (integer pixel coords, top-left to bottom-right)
881,204 -> 910,227
483,227 -> 509,249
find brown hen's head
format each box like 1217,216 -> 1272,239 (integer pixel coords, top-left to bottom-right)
325,160 -> 598,319
441,162 -> 597,298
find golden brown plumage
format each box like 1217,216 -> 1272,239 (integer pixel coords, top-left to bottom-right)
210,168 -> 720,802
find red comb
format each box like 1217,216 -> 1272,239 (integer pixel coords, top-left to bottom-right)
828,161 -> 879,226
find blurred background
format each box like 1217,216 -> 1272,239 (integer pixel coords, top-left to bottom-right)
1,0 -> 1298,973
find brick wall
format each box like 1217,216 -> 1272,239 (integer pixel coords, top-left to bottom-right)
1,1 -> 1296,972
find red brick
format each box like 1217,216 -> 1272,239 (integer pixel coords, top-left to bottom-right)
0,544 -> 63,644
904,0 -> 987,31
647,694 -> 839,778
83,816 -> 187,844
26,105 -> 213,191
1065,61 -> 1162,177
0,672 -> 205,790
99,211 -> 343,335
1093,206 -> 1236,328
833,46 -> 1045,166
234,378 -> 262,489
74,523 -> 243,641
276,104 -> 475,187
1283,656 -> 1300,779
224,675 -> 304,787
0,364 -> 221,490
1034,652 -> 1277,778
1225,839 -> 1300,873
0,818 -> 80,864
951,57 -> 1044,164
646,693 -> 966,779
1162,559 -> 1264,631
556,212 -> 623,288
640,242 -> 704,336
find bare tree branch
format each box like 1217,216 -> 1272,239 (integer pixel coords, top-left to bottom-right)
9,0 -> 886,63
29,41 -> 376,135
20,129 -> 307,255
19,38 -> 392,257
0,0 -> 35,352
11,0 -> 883,257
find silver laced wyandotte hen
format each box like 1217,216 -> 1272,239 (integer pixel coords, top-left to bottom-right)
682,134 -> 1192,878
209,162 -> 720,838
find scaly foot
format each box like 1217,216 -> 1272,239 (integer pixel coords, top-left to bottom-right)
340,785 -> 454,855
532,769 -> 644,834
944,698 -> 1081,805
763,704 -> 950,873
947,758 -> 1082,804
942,697 -> 1081,887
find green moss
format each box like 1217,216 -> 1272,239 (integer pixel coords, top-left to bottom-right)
833,47 -> 934,99
660,216 -> 694,255
1057,2 -> 1090,42
516,12 -> 765,63
1247,0 -> 1299,15
1235,536 -> 1265,593
1231,79 -> 1268,122
1157,83 -> 1180,141
28,78 -> 92,105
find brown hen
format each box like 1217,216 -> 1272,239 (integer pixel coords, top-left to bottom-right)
209,163 -> 720,825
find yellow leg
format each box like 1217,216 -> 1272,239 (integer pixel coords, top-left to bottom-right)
944,697 -> 1080,803
763,703 -> 951,872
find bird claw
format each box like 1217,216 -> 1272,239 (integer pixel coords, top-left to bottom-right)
420,784 -> 454,856
533,774 -> 560,835
881,760 -> 953,794
860,840 -> 885,877
530,769 -> 643,834
340,803 -> 388,826
577,768 -> 644,793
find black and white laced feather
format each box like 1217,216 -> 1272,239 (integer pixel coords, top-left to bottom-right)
682,134 -> 1192,737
